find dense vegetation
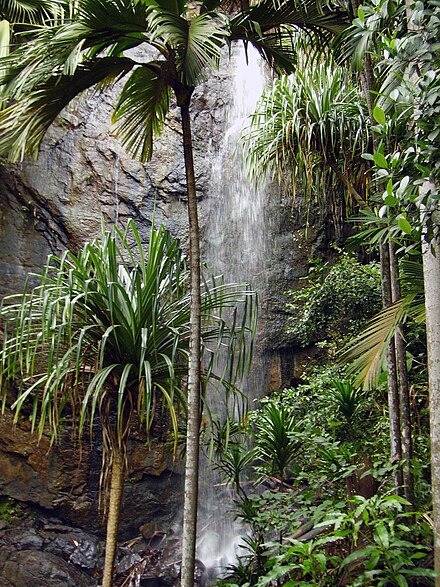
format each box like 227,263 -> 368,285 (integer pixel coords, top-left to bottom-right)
210,256 -> 433,586
0,0 -> 439,585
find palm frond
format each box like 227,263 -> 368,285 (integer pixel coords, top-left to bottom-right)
231,0 -> 347,37
0,56 -> 134,160
182,11 -> 228,84
230,0 -> 348,71
147,8 -> 228,85
339,299 -> 409,389
112,63 -> 170,162
0,0 -> 46,23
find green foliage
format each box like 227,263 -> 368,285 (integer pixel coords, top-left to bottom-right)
0,220 -> 256,449
254,403 -> 304,481
220,489 -> 434,587
0,496 -> 21,522
260,536 -> 342,586
286,255 -> 381,346
215,355 -> 432,586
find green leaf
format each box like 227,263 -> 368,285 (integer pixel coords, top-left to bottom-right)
386,178 -> 393,196
112,64 -> 170,162
373,106 -> 386,125
384,194 -> 397,206
397,216 -> 412,235
373,152 -> 388,169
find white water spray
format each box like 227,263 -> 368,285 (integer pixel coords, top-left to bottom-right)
198,44 -> 270,578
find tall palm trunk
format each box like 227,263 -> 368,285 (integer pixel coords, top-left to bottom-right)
380,242 -> 404,490
178,93 -> 202,587
389,242 -> 414,503
421,182 -> 440,585
102,446 -> 125,587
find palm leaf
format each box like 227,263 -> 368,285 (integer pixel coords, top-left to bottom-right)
0,0 -> 46,23
340,298 -> 411,389
230,0 -> 348,62
182,11 -> 227,84
112,63 -> 171,162
0,56 -> 134,160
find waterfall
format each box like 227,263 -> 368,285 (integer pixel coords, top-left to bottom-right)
204,43 -> 270,405
198,44 -> 270,579
205,45 -> 268,296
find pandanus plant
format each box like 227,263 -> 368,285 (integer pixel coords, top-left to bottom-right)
0,219 -> 256,587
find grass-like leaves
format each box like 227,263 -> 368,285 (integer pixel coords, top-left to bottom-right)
0,220 -> 256,451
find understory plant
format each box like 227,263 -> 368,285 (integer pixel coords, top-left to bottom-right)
0,219 -> 256,586
286,254 -> 382,346
213,364 -> 433,586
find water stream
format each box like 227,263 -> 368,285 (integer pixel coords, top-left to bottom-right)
198,44 -> 270,579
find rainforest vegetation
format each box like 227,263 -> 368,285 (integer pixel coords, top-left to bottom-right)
0,0 -> 439,586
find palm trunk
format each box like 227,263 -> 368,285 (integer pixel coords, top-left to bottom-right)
179,97 -> 201,587
102,446 -> 125,587
389,242 -> 414,503
347,5 -> 410,493
421,182 -> 440,585
380,242 -> 404,491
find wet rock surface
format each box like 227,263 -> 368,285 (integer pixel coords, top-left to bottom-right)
0,505 -> 209,587
0,409 -> 182,538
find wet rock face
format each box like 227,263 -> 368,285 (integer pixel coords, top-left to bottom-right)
0,550 -> 97,587
0,506 -> 209,587
0,408 -> 182,538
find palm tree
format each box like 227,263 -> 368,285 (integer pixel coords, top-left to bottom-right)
0,219 -> 256,587
0,1 -> 346,584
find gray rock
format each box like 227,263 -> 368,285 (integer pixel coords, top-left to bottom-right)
0,549 -> 97,587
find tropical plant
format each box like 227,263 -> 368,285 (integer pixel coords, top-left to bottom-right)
0,219 -> 256,587
255,402 -> 303,481
242,60 -> 370,216
0,1 -> 348,583
286,254 -> 382,346
341,257 -> 426,387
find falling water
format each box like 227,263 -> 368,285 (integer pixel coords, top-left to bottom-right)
198,44 -> 270,579
204,46 -> 268,296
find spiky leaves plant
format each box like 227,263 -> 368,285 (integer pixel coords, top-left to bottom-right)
0,219 -> 256,587
242,62 -> 371,218
0,1 -> 347,583
256,402 -> 303,481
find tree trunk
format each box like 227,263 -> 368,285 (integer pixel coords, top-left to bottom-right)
102,446 -> 125,587
389,242 -> 414,503
380,242 -> 404,491
421,183 -> 440,585
348,9 -> 409,493
179,98 -> 201,587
